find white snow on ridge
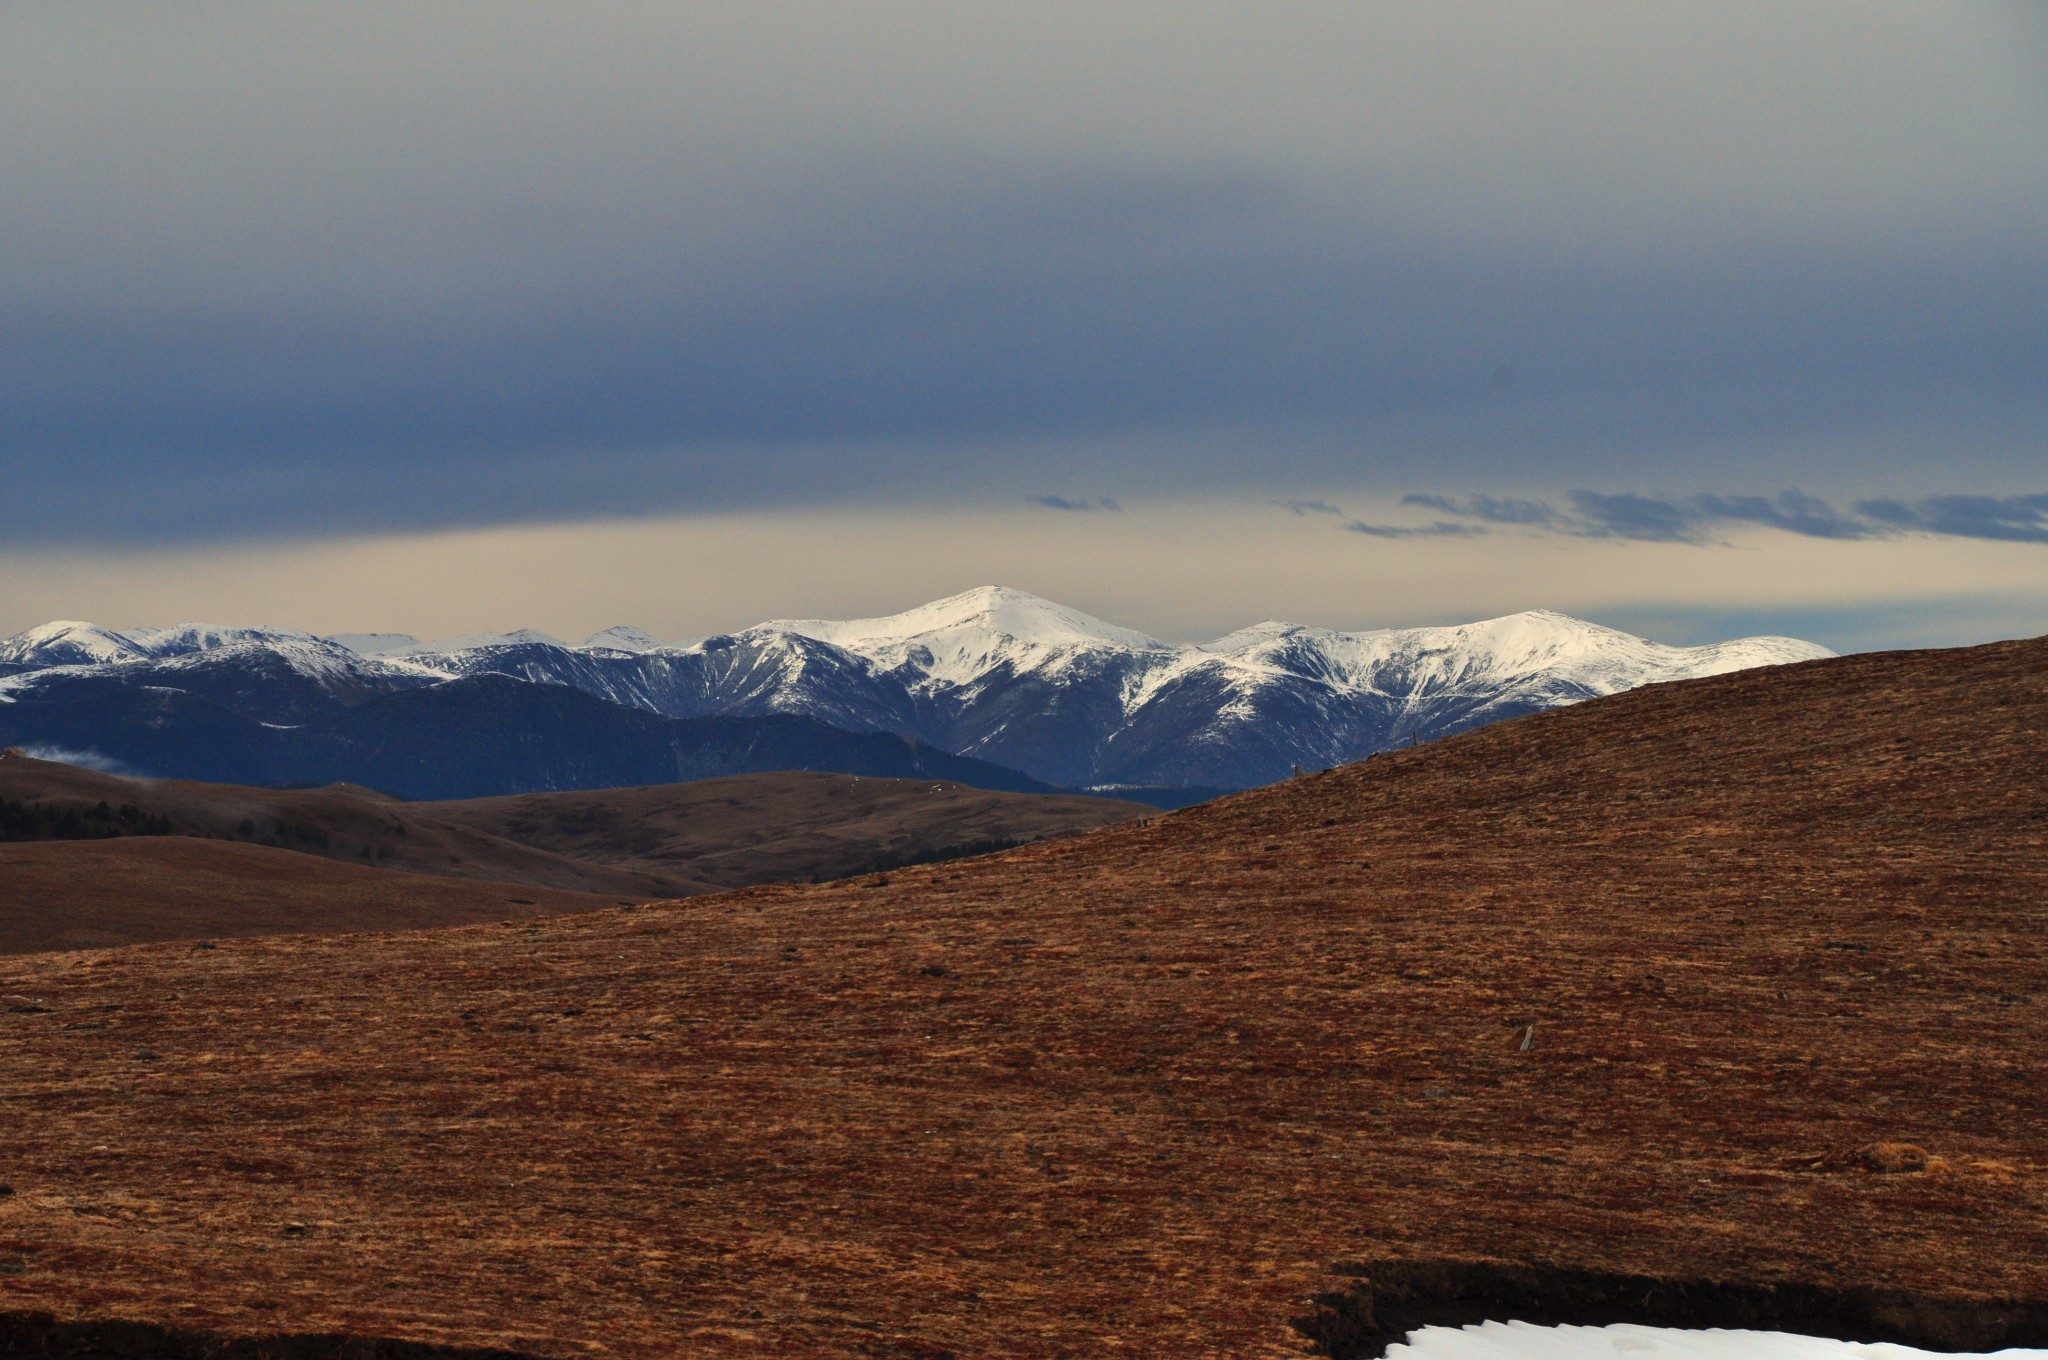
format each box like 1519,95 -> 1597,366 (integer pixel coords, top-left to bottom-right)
0,620 -> 150,667
0,591 -> 1837,786
582,625 -> 660,653
766,592 -> 1831,707
0,620 -> 327,668
1389,1321 -> 2046,1360
8,593 -> 1828,695
771,585 -> 1175,691
1,592 -> 1831,731
326,632 -> 419,656
366,628 -> 568,659
124,624 -> 321,657
780,586 -> 1168,652
1196,609 -> 1828,704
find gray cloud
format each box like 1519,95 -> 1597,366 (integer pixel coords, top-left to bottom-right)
0,5 -> 2044,546
1688,491 -> 1875,540
1382,489 -> 2048,545
1345,520 -> 1488,539
1566,491 -> 1719,544
1276,499 -> 1345,516
1401,495 -> 1566,529
1855,493 -> 2048,544
1032,495 -> 1122,513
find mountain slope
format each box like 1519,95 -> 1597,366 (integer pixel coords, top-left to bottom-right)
0,635 -> 2039,1358
768,589 -> 1830,786
0,672 -> 1058,799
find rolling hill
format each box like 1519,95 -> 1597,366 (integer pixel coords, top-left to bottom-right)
424,771 -> 1150,890
0,634 -> 2041,1358
0,753 -> 1148,950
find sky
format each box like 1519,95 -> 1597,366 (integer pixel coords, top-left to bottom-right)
2,2 -> 2045,651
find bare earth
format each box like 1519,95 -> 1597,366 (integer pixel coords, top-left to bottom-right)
0,637 -> 2042,1357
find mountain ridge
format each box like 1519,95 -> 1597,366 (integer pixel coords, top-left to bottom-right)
0,588 -> 1830,792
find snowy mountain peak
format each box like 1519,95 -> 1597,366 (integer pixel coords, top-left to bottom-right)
0,593 -> 1836,792
123,623 -> 321,657
582,625 -> 660,653
0,620 -> 146,667
779,586 -> 1169,653
326,632 -> 419,656
376,628 -> 569,658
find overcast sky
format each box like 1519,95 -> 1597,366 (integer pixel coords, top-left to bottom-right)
3,3 -> 2044,648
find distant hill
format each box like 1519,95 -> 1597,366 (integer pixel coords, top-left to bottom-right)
0,670 -> 1063,799
0,635 -> 2039,1357
426,770 -> 1150,890
0,750 -> 699,896
0,752 -> 1148,951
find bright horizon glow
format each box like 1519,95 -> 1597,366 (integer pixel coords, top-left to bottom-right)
1,499 -> 2042,655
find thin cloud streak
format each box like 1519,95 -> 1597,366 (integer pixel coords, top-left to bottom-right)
1388,489 -> 2048,546
1345,520 -> 1487,539
1855,493 -> 2048,544
1031,495 -> 1122,513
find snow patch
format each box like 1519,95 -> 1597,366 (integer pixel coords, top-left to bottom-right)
327,632 -> 420,656
582,625 -> 660,653
1389,1321 -> 2047,1360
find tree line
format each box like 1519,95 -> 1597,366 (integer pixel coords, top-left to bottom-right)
0,798 -> 173,842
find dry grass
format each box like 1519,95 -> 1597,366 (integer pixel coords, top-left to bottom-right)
423,771 -> 1149,889
0,837 -> 633,954
0,636 -> 2043,1357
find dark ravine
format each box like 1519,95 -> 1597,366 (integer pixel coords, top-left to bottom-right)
0,1311 -> 540,1360
1295,1261 -> 2048,1359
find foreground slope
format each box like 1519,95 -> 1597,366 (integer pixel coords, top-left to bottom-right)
0,636 -> 2042,1358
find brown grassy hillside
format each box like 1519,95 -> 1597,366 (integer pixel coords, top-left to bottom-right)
0,754 -> 691,896
426,771 -> 1148,889
0,838 -> 636,954
0,636 -> 2043,1358
0,757 -> 1144,907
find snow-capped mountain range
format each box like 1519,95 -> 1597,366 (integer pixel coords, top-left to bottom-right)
0,587 -> 1830,792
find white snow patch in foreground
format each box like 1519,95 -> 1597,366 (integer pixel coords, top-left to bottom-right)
1389,1323 -> 2048,1360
